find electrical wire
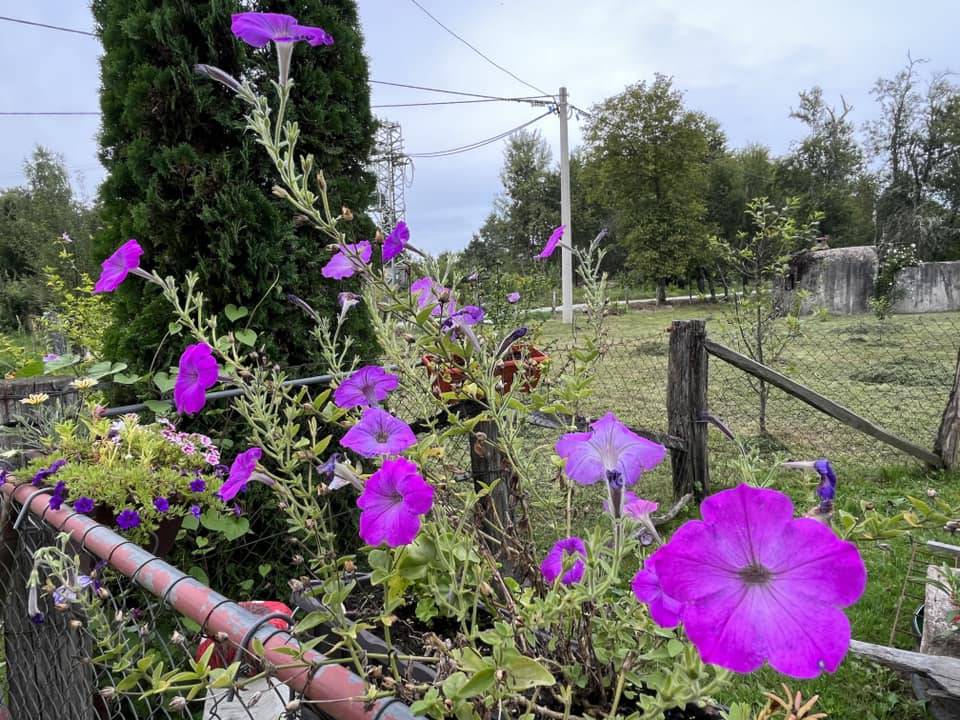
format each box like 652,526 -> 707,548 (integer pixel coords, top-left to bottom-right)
405,0 -> 551,98
371,97 -> 547,109
406,109 -> 554,158
0,15 -> 96,37
0,112 -> 99,116
369,79 -> 550,101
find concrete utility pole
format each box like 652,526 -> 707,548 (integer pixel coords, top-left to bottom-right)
558,87 -> 574,324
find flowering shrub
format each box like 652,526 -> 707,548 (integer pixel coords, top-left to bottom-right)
44,11 -> 901,719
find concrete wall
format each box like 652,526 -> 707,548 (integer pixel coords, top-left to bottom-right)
783,246 -> 960,315
892,261 -> 960,313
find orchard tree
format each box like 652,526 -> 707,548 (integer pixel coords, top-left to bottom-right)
94,0 -> 377,375
583,75 -> 717,302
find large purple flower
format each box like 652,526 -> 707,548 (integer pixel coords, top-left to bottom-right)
334,366 -> 399,409
217,448 -> 263,502
632,552 -> 682,628
340,408 -> 416,458
322,241 -> 372,280
653,484 -> 867,678
231,12 -> 333,48
410,277 -> 447,316
555,412 -> 666,488
357,457 -> 434,546
382,221 -> 410,263
93,239 -> 144,293
536,225 -> 566,260
540,536 -> 587,585
174,343 -> 219,415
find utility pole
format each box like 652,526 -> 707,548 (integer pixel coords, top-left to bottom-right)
558,87 -> 574,324
370,119 -> 411,285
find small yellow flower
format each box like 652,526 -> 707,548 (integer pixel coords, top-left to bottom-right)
4,372 -> 14,380
69,377 -> 98,391
20,393 -> 50,406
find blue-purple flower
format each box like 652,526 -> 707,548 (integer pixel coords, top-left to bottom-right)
536,225 -> 566,260
153,497 -> 170,513
340,408 -> 416,458
506,292 -> 520,304
231,12 -> 333,48
48,480 -> 67,511
189,478 -> 207,493
541,536 -> 587,585
190,504 -> 202,520
357,457 -> 434,547
73,497 -> 94,514
116,509 -> 141,530
31,459 -> 66,487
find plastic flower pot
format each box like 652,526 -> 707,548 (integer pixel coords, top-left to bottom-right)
422,344 -> 548,398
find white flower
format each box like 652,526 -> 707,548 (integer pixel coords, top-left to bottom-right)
69,377 -> 98,390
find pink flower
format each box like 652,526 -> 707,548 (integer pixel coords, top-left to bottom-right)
322,241 -> 372,280
382,221 -> 410,263
334,366 -> 399,409
173,343 -> 219,415
340,407 -> 416,458
93,239 -> 144,293
231,12 -> 333,48
540,536 -> 587,585
357,457 -> 433,546
536,225 -> 565,260
631,552 -> 682,628
555,412 -> 666,488
217,448 -> 263,502
652,484 -> 867,678
603,491 -> 659,520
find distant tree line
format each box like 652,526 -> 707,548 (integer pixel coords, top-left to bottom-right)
462,57 -> 960,301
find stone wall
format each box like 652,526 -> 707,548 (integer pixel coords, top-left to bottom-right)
783,246 -> 960,315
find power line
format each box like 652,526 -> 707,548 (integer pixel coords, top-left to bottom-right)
0,15 -> 96,37
406,110 -> 554,158
370,79 -> 549,102
371,96 -> 546,109
404,0 -> 551,98
0,112 -> 99,116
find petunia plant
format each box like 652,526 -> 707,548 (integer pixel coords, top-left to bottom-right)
60,10 -> 932,719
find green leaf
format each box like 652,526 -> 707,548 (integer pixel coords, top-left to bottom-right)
153,372 -> 175,393
17,360 -> 44,377
182,513 -> 199,531
235,329 -> 257,347
293,611 -> 330,635
501,652 -> 554,690
113,373 -> 140,385
144,399 -> 172,414
258,563 -> 271,577
168,322 -> 183,335
457,668 -> 496,698
187,566 -> 209,585
224,304 -> 249,322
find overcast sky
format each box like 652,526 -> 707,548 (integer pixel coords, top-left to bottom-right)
1,1 -> 957,253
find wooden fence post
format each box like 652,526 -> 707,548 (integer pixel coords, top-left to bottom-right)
667,320 -> 709,500
935,346 -> 960,469
469,420 -> 515,576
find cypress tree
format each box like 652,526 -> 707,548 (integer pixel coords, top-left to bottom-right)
93,0 -> 377,375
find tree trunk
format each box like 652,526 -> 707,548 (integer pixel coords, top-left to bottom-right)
696,268 -> 706,294
707,273 -> 717,303
656,278 -> 667,304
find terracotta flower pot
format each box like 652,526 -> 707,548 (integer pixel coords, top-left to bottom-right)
422,344 -> 548,398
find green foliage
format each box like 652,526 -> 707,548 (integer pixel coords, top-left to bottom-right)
93,0 -> 377,376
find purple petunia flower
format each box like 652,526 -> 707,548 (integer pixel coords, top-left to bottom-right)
173,343 -> 219,415
217,448 -> 263,502
231,12 -> 333,48
116,509 -> 141,530
536,225 -> 566,260
43,353 -> 60,363
356,457 -> 434,547
783,458 -> 839,517
410,277 -> 447,316
602,491 -> 659,520
631,552 -> 682,628
93,239 -> 144,293
31,458 -> 67,487
48,480 -> 67,511
73,496 -> 94,514
338,292 -> 361,313
555,412 -> 666,489
540,536 -> 587,585
382,221 -> 410,263
153,497 -> 170,513
649,484 -> 867,679
322,241 -> 372,280
333,365 -> 399,409
506,292 -> 520,304
340,407 -> 416,458
0,469 -> 7,486
189,478 -> 206,493
190,504 -> 202,520
441,305 -> 485,351
318,453 -> 363,491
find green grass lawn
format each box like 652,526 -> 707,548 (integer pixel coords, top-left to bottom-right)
524,303 -> 960,718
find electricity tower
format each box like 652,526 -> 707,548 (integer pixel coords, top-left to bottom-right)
370,119 -> 412,285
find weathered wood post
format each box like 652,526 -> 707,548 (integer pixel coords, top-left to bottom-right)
935,346 -> 960,469
469,420 -> 515,576
667,320 -> 709,500
0,376 -> 78,457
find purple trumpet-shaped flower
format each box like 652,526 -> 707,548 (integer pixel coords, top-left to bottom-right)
338,292 -> 361,313
318,453 -> 363,491
541,536 -> 587,585
357,457 -> 434,546
217,448 -> 263,502
441,305 -> 485,351
174,343 -> 219,415
116,509 -> 141,530
0,469 -> 7,487
410,277 -> 448,316
382,221 -> 410,263
153,497 -> 170,513
555,412 -> 666,488
632,552 -> 682,628
536,225 -> 566,260
189,477 -> 207,493
28,583 -> 43,624
334,366 -> 399,409
783,458 -> 839,518
48,480 -> 67,511
341,407 -> 416,458
190,504 -> 202,520
232,12 -> 334,86
322,241 -> 372,280
73,497 -> 94,514
506,292 -> 520,304
93,239 -> 144,293
43,353 -> 60,363
649,483 -> 867,679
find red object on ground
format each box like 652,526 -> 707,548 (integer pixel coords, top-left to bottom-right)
195,600 -> 293,668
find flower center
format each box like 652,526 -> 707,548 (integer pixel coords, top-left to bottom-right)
375,430 -> 389,443
738,562 -> 773,586
361,382 -> 378,403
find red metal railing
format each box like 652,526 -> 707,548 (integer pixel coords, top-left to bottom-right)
2,481 -> 419,720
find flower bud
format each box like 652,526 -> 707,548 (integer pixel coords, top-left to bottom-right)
171,630 -> 186,645
169,696 -> 188,713
341,206 -> 354,221
374,229 -> 385,243
69,619 -> 83,630
271,185 -> 289,199
292,554 -> 304,566
343,559 -> 356,574
99,687 -> 116,701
